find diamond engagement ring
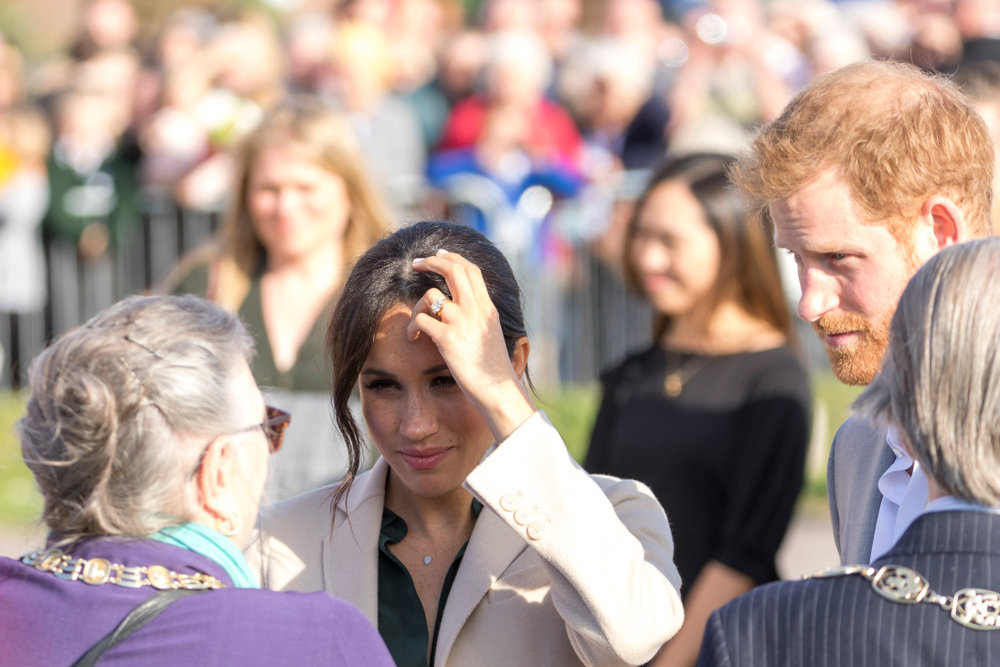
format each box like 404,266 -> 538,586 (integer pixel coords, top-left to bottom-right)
431,297 -> 448,317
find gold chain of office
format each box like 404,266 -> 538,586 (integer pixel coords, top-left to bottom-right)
21,547 -> 225,590
811,564 -> 1000,630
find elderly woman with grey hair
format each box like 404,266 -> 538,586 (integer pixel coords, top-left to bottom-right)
856,238 -> 1000,514
0,295 -> 394,667
697,238 -> 1000,666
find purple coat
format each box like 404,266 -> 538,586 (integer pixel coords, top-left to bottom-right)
0,536 -> 395,667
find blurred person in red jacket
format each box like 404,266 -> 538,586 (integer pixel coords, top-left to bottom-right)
437,30 -> 582,165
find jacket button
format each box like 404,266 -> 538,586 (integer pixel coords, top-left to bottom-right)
500,493 -> 521,512
526,522 -> 546,541
513,508 -> 533,526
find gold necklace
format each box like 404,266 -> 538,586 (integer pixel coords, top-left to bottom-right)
664,354 -> 711,398
398,533 -> 472,566
21,547 -> 225,590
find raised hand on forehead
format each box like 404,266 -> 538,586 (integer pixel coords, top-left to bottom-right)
408,250 -> 535,443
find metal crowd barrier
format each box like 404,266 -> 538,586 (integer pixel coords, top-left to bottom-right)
1,180 -> 655,390
0,197 -> 220,389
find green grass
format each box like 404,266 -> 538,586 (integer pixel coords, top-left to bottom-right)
0,392 -> 41,527
536,385 -> 601,464
805,373 -> 865,497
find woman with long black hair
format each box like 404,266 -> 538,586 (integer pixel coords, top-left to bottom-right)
585,154 -> 811,667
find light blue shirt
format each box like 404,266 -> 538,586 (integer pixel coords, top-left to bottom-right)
870,426 -> 929,562
924,496 -> 1000,515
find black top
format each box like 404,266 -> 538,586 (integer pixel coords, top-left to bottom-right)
377,501 -> 483,667
585,344 -> 810,599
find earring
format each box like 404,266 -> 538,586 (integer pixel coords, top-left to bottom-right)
218,512 -> 243,538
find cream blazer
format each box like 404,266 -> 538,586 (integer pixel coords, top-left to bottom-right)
246,411 -> 684,667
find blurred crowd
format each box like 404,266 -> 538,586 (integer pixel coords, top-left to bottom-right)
3,0 -> 1000,386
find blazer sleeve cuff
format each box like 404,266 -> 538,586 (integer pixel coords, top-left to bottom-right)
463,410 -> 684,665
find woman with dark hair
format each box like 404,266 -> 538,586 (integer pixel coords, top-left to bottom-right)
584,154 -> 811,667
248,221 -> 685,667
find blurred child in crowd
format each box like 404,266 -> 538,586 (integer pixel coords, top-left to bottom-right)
44,87 -> 139,261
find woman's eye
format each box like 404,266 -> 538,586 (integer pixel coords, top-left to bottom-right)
431,375 -> 458,389
364,380 -> 398,394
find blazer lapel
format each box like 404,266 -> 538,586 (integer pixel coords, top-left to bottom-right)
321,458 -> 389,626
860,426 -> 896,549
434,508 -> 528,667
838,419 -> 894,565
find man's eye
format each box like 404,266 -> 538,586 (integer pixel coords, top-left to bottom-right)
831,253 -> 847,261
785,250 -> 802,264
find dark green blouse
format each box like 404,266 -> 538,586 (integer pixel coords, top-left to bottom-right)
171,263 -> 330,391
377,501 -> 483,667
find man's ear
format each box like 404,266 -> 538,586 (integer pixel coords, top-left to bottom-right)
511,336 -> 530,381
920,196 -> 964,251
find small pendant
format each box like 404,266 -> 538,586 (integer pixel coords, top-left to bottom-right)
424,556 -> 432,565
664,373 -> 683,398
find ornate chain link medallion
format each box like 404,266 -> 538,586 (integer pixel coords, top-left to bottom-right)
21,547 -> 225,590
807,563 -> 1000,630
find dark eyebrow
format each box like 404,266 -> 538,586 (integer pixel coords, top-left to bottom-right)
360,367 -> 395,378
360,365 -> 450,378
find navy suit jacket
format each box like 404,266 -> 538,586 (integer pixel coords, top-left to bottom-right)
698,511 -> 1000,667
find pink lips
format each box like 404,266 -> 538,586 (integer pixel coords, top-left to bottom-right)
823,331 -> 859,348
643,276 -> 673,292
399,446 -> 452,469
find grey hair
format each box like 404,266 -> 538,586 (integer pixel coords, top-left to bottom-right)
854,238 -> 1000,504
485,29 -> 553,92
19,295 -> 254,541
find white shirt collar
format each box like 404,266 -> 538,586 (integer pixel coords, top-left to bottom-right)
870,426 -> 930,562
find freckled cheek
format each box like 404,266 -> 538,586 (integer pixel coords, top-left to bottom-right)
449,404 -> 495,453
361,399 -> 403,452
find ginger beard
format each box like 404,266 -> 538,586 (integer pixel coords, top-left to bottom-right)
812,310 -> 892,386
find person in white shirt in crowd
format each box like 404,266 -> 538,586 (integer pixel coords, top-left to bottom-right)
0,43 -> 50,388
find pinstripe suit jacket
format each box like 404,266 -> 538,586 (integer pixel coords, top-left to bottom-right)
698,511 -> 1000,667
